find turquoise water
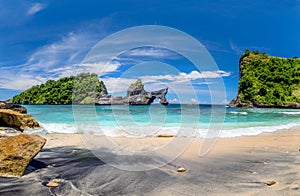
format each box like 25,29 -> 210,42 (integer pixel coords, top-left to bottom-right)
25,104 -> 300,138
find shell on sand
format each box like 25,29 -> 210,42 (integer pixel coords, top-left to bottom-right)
177,167 -> 186,172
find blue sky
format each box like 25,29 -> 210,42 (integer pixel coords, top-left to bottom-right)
0,0 -> 300,103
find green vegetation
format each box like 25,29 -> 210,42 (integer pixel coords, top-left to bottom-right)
238,50 -> 300,106
130,79 -> 144,90
10,73 -> 107,104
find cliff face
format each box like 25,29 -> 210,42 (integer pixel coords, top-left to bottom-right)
230,50 -> 300,108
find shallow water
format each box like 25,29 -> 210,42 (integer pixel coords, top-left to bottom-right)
24,104 -> 300,138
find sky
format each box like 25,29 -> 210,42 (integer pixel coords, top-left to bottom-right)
0,0 -> 300,103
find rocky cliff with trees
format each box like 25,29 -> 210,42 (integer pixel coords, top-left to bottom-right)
230,50 -> 300,108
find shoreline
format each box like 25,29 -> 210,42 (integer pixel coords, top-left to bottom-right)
1,128 -> 299,195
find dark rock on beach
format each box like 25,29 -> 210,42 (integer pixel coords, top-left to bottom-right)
0,134 -> 46,177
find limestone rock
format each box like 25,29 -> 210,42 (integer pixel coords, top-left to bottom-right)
151,88 -> 169,105
93,79 -> 169,105
0,109 -> 40,132
0,101 -> 27,113
0,134 -> 46,177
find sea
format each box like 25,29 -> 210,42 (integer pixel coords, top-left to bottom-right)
24,104 -> 300,138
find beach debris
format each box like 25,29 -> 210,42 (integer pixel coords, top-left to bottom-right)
72,150 -> 78,154
177,167 -> 186,172
46,182 -> 59,187
266,180 -> 276,186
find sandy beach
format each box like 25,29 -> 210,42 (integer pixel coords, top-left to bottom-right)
1,128 -> 300,196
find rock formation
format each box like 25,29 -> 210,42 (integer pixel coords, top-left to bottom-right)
0,101 -> 27,113
83,79 -> 169,105
151,88 -> 169,105
0,109 -> 40,132
0,134 -> 46,177
229,50 -> 300,108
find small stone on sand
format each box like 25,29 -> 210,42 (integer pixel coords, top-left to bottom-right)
177,167 -> 186,172
46,182 -> 59,187
52,178 -> 62,183
266,180 -> 276,186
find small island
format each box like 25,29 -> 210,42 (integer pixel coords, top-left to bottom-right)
10,73 -> 169,106
230,50 -> 300,108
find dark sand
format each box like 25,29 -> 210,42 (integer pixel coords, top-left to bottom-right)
0,129 -> 299,196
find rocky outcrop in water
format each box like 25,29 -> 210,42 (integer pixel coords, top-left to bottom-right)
229,50 -> 300,108
0,109 -> 40,132
0,134 -> 46,177
82,79 -> 169,105
0,101 -> 27,113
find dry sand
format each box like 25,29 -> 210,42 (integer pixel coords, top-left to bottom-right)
0,129 -> 299,195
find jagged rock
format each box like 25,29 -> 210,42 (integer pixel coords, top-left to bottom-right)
0,134 -> 46,177
0,109 -> 40,132
124,79 -> 154,105
0,101 -> 27,113
230,95 -> 300,108
151,88 -> 169,105
94,79 -> 169,105
229,95 -> 251,107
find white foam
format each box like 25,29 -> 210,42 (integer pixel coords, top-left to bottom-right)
218,122 -> 300,138
278,111 -> 300,115
36,121 -> 300,138
229,111 -> 248,115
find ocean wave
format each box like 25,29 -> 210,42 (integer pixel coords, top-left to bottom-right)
32,121 -> 300,138
219,123 -> 300,138
229,111 -> 248,115
278,111 -> 300,115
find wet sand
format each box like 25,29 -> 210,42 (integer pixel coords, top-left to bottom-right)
0,129 -> 299,195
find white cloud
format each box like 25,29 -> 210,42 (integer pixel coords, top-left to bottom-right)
140,70 -> 230,83
0,27 -> 111,90
27,3 -> 47,15
124,47 -> 179,59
